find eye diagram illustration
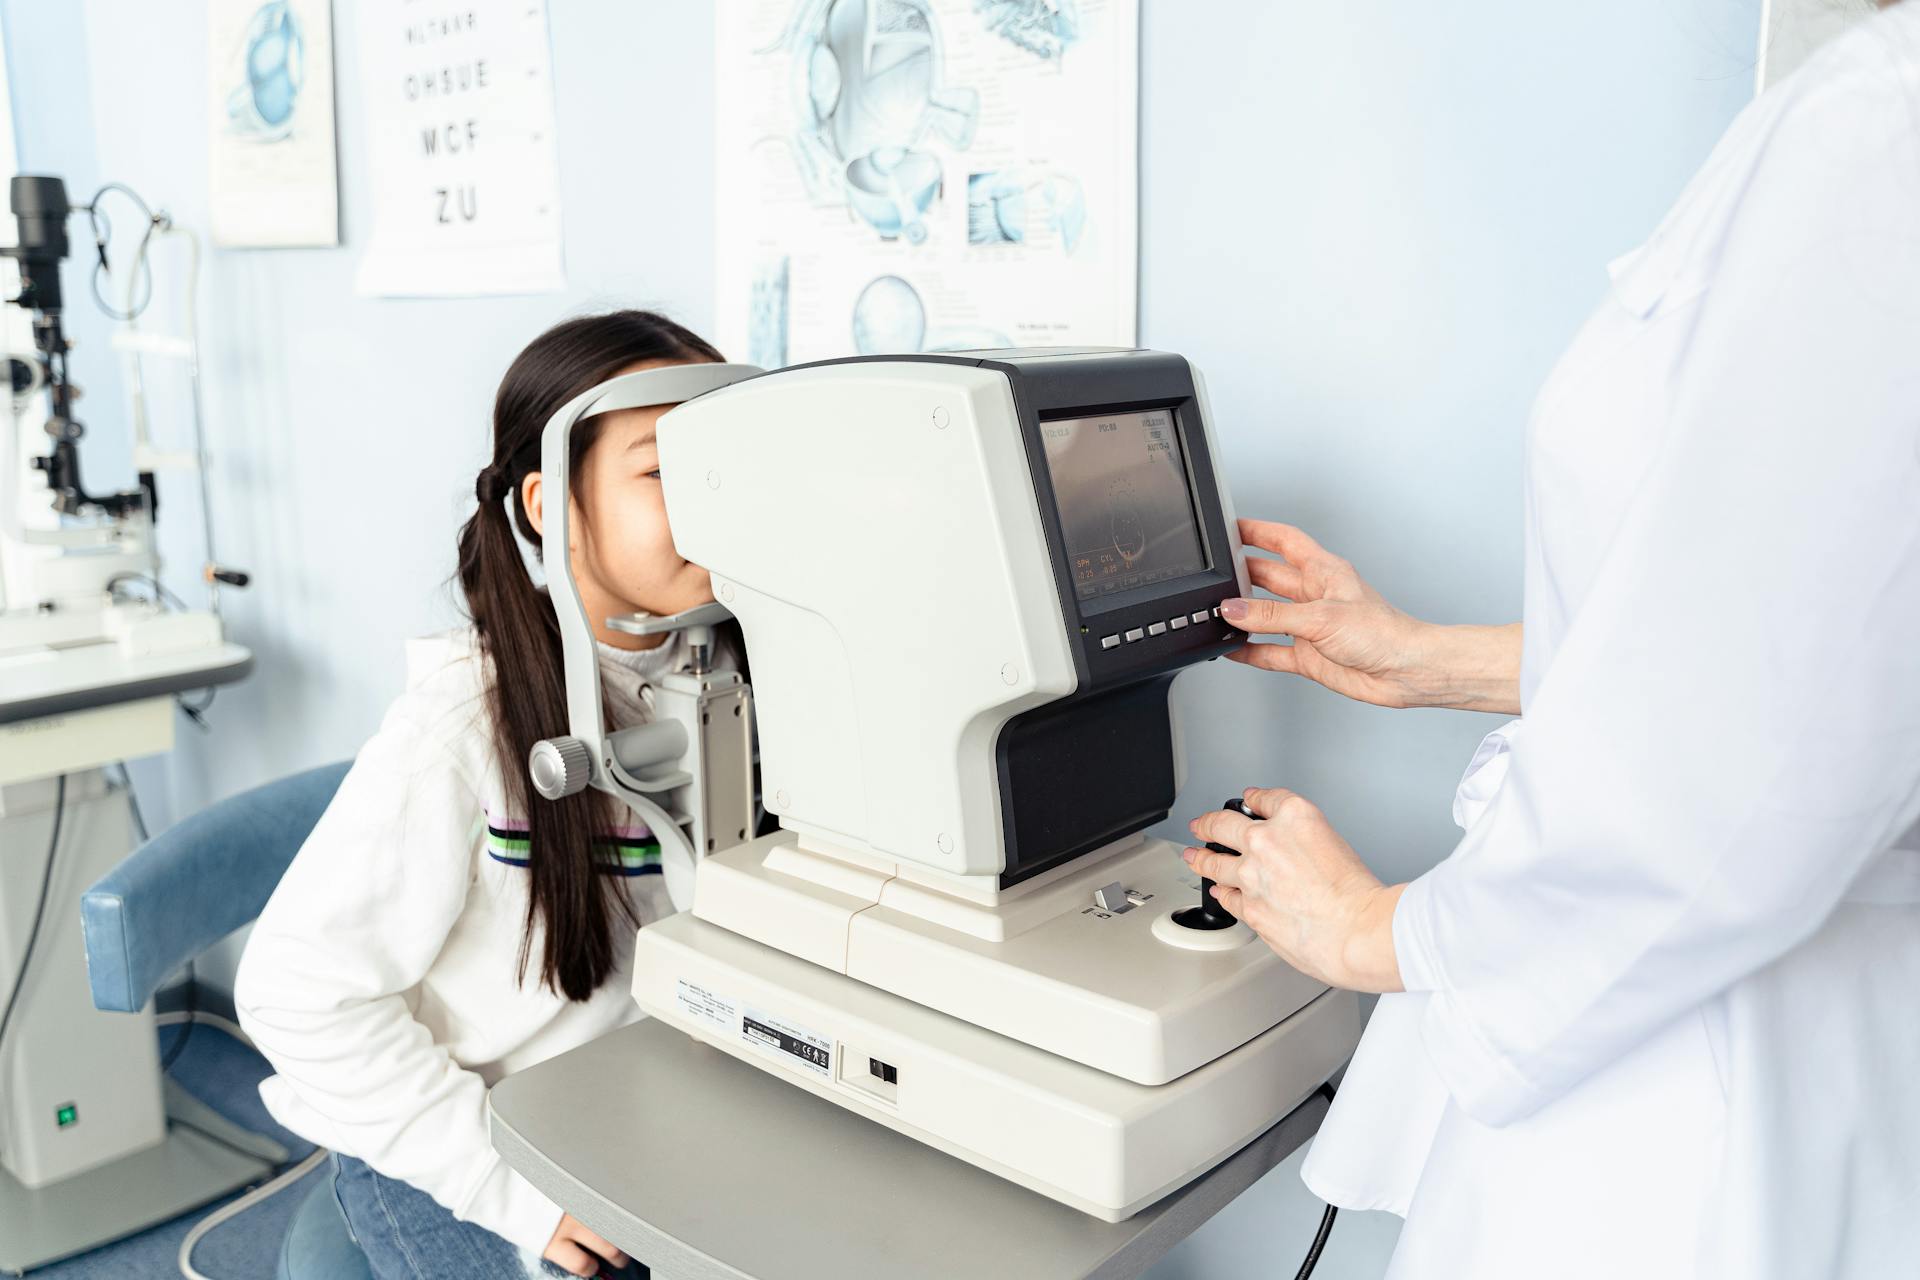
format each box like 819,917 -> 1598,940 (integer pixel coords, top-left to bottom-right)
852,275 -> 1011,354
974,0 -> 1082,61
751,258 -> 792,368
967,170 -> 1088,253
1107,479 -> 1147,566
852,274 -> 929,353
764,0 -> 981,243
226,1 -> 307,142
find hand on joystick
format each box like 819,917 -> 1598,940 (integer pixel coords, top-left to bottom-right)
1173,797 -> 1254,931
1184,788 -> 1406,993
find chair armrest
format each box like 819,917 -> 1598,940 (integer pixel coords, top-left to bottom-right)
81,761 -> 351,1012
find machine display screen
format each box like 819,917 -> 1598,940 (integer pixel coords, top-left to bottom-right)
1039,408 -> 1208,602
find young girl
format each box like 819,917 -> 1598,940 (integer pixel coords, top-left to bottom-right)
237,311 -> 737,1280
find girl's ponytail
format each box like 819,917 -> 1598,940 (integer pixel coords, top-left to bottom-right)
458,310 -> 722,1002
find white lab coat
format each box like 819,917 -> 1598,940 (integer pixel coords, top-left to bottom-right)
1301,10 -> 1920,1278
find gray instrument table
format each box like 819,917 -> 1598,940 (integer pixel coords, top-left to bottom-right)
0,639 -> 252,725
1,639 -> 261,1273
491,1018 -> 1329,1280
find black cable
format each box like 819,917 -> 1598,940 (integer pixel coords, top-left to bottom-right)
85,182 -> 157,321
1292,1081 -> 1341,1280
1294,1204 -> 1338,1280
177,686 -> 218,713
177,685 -> 218,729
0,776 -> 67,1061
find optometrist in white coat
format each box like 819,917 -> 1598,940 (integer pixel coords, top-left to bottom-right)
1183,6 -> 1920,1279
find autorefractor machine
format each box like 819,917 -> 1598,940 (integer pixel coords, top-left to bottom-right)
528,349 -> 1360,1220
2,175 -> 256,1272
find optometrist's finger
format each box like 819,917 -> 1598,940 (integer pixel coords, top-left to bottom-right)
1240,787 -> 1321,823
1237,519 -> 1330,566
1218,595 -> 1330,638
1246,555 -> 1305,601
1188,806 -> 1258,850
1225,642 -> 1305,675
1183,846 -> 1247,888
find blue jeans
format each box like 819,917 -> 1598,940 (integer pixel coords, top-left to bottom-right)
331,1154 -> 648,1280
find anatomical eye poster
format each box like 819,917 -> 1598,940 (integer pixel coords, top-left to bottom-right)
714,0 -> 1140,367
207,0 -> 340,248
353,0 -> 564,296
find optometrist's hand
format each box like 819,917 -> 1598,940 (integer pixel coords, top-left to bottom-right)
1184,787 -> 1406,994
1224,519 -> 1522,715
545,1213 -> 631,1277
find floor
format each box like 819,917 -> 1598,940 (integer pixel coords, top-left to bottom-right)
34,1020 -> 322,1280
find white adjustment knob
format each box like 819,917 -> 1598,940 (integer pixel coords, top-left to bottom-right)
529,737 -> 592,800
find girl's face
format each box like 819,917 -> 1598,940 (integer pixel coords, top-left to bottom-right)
523,360 -> 715,646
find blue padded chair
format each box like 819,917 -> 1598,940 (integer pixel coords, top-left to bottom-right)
80,761 -> 373,1280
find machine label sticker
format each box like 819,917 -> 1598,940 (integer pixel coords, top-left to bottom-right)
675,980 -> 740,1034
741,1005 -> 832,1078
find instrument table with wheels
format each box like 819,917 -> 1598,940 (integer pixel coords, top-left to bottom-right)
0,641 -> 257,1274
490,1017 -> 1332,1280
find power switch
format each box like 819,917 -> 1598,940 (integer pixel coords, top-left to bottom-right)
1093,882 -> 1134,913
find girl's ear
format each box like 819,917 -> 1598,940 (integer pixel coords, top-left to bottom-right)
522,470 -> 544,538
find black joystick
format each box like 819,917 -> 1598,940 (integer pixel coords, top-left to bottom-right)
1173,797 -> 1254,931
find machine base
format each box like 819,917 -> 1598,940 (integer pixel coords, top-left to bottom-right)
0,1085 -> 283,1275
632,912 -> 1360,1221
694,832 -> 1333,1085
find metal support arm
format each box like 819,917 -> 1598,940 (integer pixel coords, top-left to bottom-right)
526,363 -> 762,899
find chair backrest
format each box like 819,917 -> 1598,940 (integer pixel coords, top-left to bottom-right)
81,761 -> 351,1013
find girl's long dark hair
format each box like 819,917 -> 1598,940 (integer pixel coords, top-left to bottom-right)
457,310 -> 723,1001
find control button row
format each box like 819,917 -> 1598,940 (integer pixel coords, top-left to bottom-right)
1100,604 -> 1233,652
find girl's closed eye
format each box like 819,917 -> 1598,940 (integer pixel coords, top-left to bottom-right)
628,440 -> 663,482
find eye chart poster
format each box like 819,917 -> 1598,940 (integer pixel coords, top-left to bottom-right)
354,0 -> 564,296
714,0 -> 1140,367
207,0 -> 341,248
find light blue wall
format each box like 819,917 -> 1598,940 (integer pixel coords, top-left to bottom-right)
1141,3 -> 1757,1273
3,2 -> 1760,1275
4,0 -> 726,841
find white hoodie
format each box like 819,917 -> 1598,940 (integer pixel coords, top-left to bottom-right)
236,628 -> 686,1253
